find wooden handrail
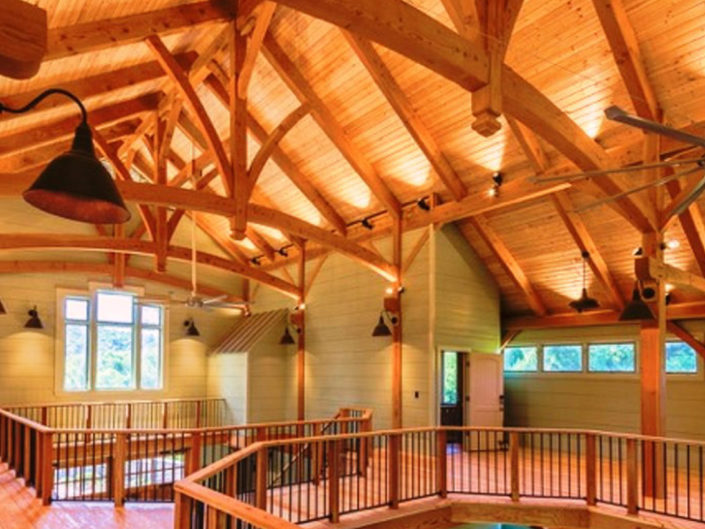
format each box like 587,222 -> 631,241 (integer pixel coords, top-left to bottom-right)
1,396 -> 226,410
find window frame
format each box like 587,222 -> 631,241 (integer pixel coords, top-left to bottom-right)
503,345 -> 540,373
55,285 -> 169,397
664,339 -> 701,376
586,341 -> 638,374
541,343 -> 584,373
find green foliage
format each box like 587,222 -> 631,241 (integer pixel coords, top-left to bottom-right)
95,325 -> 133,390
442,352 -> 458,405
504,347 -> 538,372
543,345 -> 582,372
141,329 -> 161,389
588,343 -> 635,372
666,342 -> 698,373
64,324 -> 88,391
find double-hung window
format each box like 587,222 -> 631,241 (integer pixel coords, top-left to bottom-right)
60,289 -> 165,393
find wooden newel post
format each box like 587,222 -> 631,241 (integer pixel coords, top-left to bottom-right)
585,434 -> 597,506
255,446 -> 268,510
388,433 -> 401,509
114,433 -> 127,507
41,432 -> 53,505
437,429 -> 447,497
626,438 -> 639,515
187,432 -> 202,475
509,432 -> 520,502
328,440 -> 340,522
174,491 -> 193,529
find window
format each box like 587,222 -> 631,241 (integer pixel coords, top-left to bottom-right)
504,346 -> 538,372
666,341 -> 698,374
61,289 -> 165,392
441,351 -> 459,405
543,344 -> 582,372
588,343 -> 636,373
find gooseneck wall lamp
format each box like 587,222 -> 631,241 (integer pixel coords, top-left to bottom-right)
0,88 -> 131,224
371,310 -> 398,337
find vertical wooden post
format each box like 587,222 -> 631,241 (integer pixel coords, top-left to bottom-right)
41,432 -> 53,505
187,432 -> 202,475
388,433 -> 400,508
391,219 -> 403,429
195,401 -> 202,428
510,431 -> 520,502
437,429 -> 447,497
85,404 -> 92,443
41,406 -> 48,426
255,446 -> 268,510
626,438 -> 639,515
313,429 -> 323,485
162,402 -> 169,429
114,433 -> 126,507
34,430 -> 42,494
206,505 -> 219,529
23,425 -> 31,482
585,434 -> 597,506
297,242 -> 306,421
174,492 -> 193,529
0,415 -> 6,460
126,403 -> 132,429
328,440 -> 340,522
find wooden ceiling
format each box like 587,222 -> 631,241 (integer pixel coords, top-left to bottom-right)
2,0 -> 705,322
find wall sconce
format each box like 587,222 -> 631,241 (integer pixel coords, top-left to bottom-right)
372,296 -> 400,337
0,299 -> 6,315
280,309 -> 304,345
25,306 -> 43,329
184,318 -> 200,337
1,89 -> 130,224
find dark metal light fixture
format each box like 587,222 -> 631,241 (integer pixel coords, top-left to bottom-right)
417,197 -> 431,211
278,247 -> 289,257
0,89 -> 131,224
372,310 -> 398,337
279,326 -> 296,345
361,217 -> 374,230
619,283 -> 655,321
251,257 -> 261,266
24,306 -> 43,329
0,299 -> 6,315
184,318 -> 200,337
569,251 -> 600,313
488,172 -> 503,198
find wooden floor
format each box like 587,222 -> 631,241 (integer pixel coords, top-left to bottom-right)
0,464 -> 173,529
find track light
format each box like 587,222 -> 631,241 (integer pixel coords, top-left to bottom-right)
619,283 -> 654,321
371,310 -> 398,337
184,318 -> 200,337
24,306 -> 43,329
488,172 -> 503,198
417,197 -> 431,211
633,247 -> 643,256
1,89 -> 130,224
278,247 -> 289,257
251,256 -> 261,266
361,217 -> 374,230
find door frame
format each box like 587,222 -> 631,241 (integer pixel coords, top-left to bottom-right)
433,345 -> 472,427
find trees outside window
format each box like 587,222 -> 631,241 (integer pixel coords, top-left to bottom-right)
543,345 -> 582,372
588,343 -> 636,372
666,341 -> 698,374
504,346 -> 538,372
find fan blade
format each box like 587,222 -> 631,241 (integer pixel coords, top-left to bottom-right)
201,294 -> 228,305
207,301 -> 250,310
605,106 -> 705,150
664,173 -> 705,220
576,166 -> 702,213
532,157 -> 705,184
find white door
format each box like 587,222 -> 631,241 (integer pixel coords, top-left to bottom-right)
467,352 -> 504,427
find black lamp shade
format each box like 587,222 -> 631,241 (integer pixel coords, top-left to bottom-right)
372,315 -> 392,337
25,307 -> 43,329
23,123 -> 131,224
569,288 -> 600,313
280,327 -> 296,345
619,287 -> 655,321
184,319 -> 200,337
0,299 -> 5,315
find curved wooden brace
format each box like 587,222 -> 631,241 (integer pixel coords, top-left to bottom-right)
0,261 -> 243,301
0,234 -> 299,298
274,0 -> 652,233
247,103 -> 310,193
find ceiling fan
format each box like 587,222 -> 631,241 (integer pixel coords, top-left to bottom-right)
534,106 -> 705,214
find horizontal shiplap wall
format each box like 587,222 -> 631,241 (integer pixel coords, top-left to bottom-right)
248,332 -> 296,423
505,323 -> 705,440
206,353 -> 247,424
0,272 -> 237,405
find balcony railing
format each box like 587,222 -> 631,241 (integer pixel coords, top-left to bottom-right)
174,426 -> 705,529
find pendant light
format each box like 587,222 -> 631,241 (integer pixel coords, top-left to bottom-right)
569,251 -> 600,313
619,282 -> 655,321
184,318 -> 200,337
279,326 -> 296,345
0,88 -> 130,224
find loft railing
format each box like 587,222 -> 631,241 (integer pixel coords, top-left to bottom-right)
0,401 -> 373,507
4,397 -> 228,429
174,426 -> 705,529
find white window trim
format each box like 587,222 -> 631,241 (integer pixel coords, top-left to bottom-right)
55,285 -> 170,397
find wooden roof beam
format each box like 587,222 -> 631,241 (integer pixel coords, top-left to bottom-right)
506,116 -> 548,174
665,180 -> 705,277
230,20 -> 249,239
237,1 -> 276,99
146,35 -> 234,197
666,322 -> 705,362
467,215 -> 548,316
262,34 -> 402,218
591,0 -> 660,120
440,0 -> 482,45
342,31 -> 468,201
552,191 -> 625,309
46,2 -> 229,61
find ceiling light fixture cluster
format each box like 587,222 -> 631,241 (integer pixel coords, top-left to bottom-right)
488,172 -> 503,198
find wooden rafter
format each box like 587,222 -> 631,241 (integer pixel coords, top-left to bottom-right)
262,34 -> 402,218
591,0 -> 660,120
46,2 -> 228,61
245,227 -> 276,261
467,215 -> 547,316
342,31 -> 467,201
0,234 -> 299,298
666,322 -> 705,361
440,0 -> 481,44
146,35 -> 234,197
237,1 -> 277,99
665,180 -> 705,277
551,191 -> 625,309
230,20 -> 249,238
506,117 -> 548,174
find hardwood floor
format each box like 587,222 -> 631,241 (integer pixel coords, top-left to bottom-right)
0,464 -> 172,529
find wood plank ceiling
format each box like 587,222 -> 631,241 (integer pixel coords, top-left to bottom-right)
2,0 -> 705,319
